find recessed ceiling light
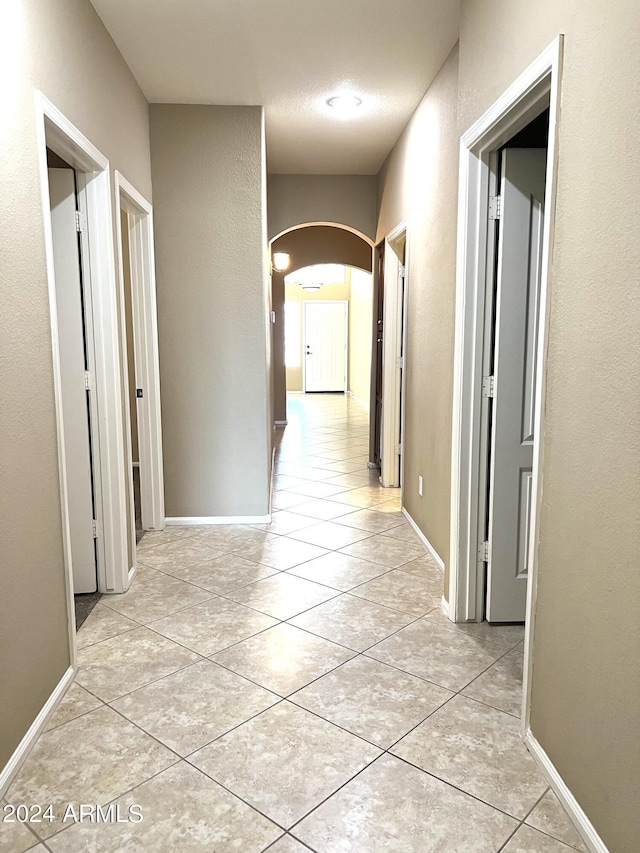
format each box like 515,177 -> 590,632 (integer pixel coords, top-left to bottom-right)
327,95 -> 362,115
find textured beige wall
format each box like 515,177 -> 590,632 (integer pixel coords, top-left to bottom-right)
376,46 -> 460,570
150,105 -> 271,518
271,226 -> 373,423
268,175 -> 378,241
0,0 -> 150,768
348,269 -> 373,406
460,3 -> 640,848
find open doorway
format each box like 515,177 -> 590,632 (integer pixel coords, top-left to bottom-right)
448,39 -> 563,730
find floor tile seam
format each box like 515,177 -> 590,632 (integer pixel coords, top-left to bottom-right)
214,586 -> 344,623
332,548 -> 428,571
152,567 -> 284,599
457,692 -> 521,720
359,648 -> 488,694
37,699 -> 107,737
262,833 -> 318,853
282,564 -> 394,591
420,618 -> 521,655
281,529 -> 379,549
281,695 -> 386,752
76,624 -> 142,650
82,654 -> 209,705
495,787 -> 553,852
347,588 -> 440,616
279,619 -> 374,655
386,751 -> 532,823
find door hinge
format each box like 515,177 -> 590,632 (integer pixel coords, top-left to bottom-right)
136,388 -> 144,399
482,375 -> 495,398
478,540 -> 490,562
84,370 -> 95,391
399,264 -> 406,278
488,195 -> 502,221
395,442 -> 402,455
397,356 -> 404,369
92,519 -> 101,539
75,210 -> 87,233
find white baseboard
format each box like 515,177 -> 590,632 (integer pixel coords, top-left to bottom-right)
440,595 -> 451,619
402,508 -> 445,573
166,515 -> 272,526
524,730 -> 607,853
347,390 -> 370,411
0,666 -> 75,798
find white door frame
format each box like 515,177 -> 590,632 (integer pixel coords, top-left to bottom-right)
114,172 -> 166,575
302,300 -> 349,393
446,38 -> 563,723
35,92 -> 131,646
380,221 -> 408,488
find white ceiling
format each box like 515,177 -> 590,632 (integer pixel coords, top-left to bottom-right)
90,0 -> 460,174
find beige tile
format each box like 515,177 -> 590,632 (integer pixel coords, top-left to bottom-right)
189,525 -> 275,551
294,753 -> 517,852
75,603 -> 138,648
112,660 -> 278,755
101,573 -> 213,624
287,521 -> 374,549
292,656 -> 453,748
149,597 -> 277,655
6,706 -> 176,839
368,499 -> 404,515
340,535 -> 425,568
76,627 -> 200,702
286,481 -> 350,498
135,527 -> 195,552
225,573 -> 337,620
324,472 -> 377,488
292,499 -> 364,520
332,487 -> 389,508
266,836 -> 309,852
391,695 -> 547,818
190,702 -> 380,828
137,538 -> 227,570
367,616 -> 506,690
0,806 -> 40,852
462,648 -> 524,717
286,551 -> 390,591
271,491 -> 314,510
212,623 -> 354,696
289,594 -> 414,651
235,536 -> 328,571
255,511 -> 319,535
351,569 -> 440,616
378,523 -> 424,545
334,507 -> 405,533
164,554 -> 277,594
44,683 -> 102,732
46,762 -> 281,852
502,825 -> 580,852
526,790 -> 588,851
425,607 -> 525,649
399,555 -> 443,583
317,458 -> 370,474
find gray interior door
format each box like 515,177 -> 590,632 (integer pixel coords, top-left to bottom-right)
486,148 -> 547,622
49,167 -> 97,594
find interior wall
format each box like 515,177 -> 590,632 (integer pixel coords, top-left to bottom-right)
376,45 -> 460,569
0,0 -> 151,771
120,211 -> 139,465
285,280 -> 351,392
268,175 -> 377,242
271,226 -> 373,423
150,104 -> 271,519
459,2 -> 640,849
348,269 -> 374,407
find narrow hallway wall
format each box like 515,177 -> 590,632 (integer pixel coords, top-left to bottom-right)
150,105 -> 271,519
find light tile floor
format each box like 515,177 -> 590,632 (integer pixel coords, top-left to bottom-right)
4,394 -> 588,852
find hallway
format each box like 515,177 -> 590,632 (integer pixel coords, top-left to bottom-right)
4,395 -> 586,852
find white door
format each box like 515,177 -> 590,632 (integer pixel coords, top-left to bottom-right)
49,168 -> 98,594
304,301 -> 347,392
486,148 -> 547,622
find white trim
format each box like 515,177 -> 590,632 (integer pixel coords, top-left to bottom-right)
440,595 -> 451,619
0,667 -> 75,798
114,171 -> 166,536
402,508 -> 445,573
36,91 -> 131,613
166,515 -> 272,526
448,38 -> 563,615
380,222 -> 407,488
302,300 -> 349,393
274,419 -> 288,426
346,390 -> 370,411
524,730 -> 608,853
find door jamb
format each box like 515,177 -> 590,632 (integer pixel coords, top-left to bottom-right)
302,300 -> 349,393
35,92 -> 131,642
446,38 -> 564,731
380,221 -> 408,489
114,172 -> 166,573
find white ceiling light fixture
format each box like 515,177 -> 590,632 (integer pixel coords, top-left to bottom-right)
326,94 -> 363,116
